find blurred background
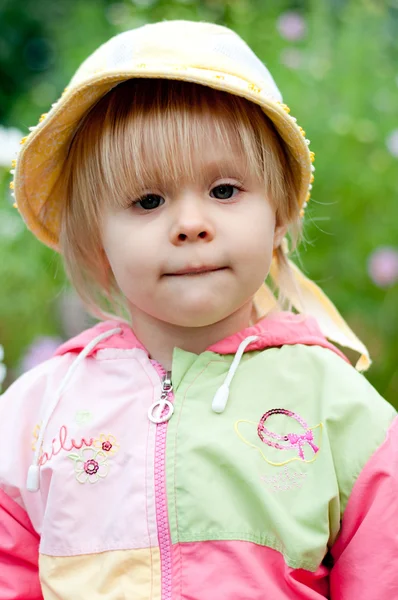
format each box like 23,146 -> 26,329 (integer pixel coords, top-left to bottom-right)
0,0 -> 397,404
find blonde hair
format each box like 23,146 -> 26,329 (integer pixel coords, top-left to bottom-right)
59,79 -> 303,320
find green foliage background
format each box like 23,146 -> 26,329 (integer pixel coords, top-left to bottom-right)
0,0 -> 397,404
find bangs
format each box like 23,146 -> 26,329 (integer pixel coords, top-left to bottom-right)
68,79 -> 286,211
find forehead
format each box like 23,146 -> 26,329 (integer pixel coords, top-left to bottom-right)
174,136 -> 249,180
129,112 -> 254,194
80,79 -> 268,207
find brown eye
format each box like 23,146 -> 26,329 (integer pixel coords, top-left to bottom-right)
210,185 -> 238,200
136,194 -> 164,210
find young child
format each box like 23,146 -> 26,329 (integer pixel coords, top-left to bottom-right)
1,20 -> 397,600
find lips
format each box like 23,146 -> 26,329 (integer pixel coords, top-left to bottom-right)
165,266 -> 227,276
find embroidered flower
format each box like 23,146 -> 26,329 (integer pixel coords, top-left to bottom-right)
93,433 -> 120,457
261,466 -> 308,492
84,459 -> 99,475
69,448 -> 109,484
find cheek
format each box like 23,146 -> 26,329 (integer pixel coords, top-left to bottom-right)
102,224 -> 144,282
231,209 -> 276,283
237,212 -> 275,258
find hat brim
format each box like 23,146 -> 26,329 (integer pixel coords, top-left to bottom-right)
15,64 -> 312,251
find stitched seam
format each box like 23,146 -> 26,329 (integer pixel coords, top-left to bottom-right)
176,532 -> 320,571
139,358 -> 158,599
41,542 -> 157,554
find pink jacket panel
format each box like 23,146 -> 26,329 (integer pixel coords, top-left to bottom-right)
330,416 -> 398,598
0,489 -> 42,599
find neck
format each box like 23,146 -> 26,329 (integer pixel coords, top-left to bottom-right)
129,301 -> 256,371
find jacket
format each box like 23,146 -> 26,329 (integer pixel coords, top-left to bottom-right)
0,312 -> 397,599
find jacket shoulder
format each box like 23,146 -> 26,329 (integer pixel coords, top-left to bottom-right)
0,354 -> 76,483
280,343 -> 396,512
0,353 -> 75,417
253,342 -> 396,514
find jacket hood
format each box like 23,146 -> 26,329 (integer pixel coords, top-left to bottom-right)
54,312 -> 349,363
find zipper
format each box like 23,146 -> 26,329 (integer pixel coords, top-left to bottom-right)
148,370 -> 174,424
152,365 -> 174,600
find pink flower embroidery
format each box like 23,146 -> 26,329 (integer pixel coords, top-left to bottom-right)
84,459 -> 99,475
93,434 -> 120,457
69,448 -> 109,484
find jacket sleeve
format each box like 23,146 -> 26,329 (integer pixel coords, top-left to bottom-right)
0,489 -> 42,599
330,415 -> 398,599
0,360 -> 58,600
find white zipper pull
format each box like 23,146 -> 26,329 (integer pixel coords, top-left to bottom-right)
148,371 -> 174,424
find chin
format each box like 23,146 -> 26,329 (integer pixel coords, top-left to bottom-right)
162,303 -> 237,328
172,316 -> 222,328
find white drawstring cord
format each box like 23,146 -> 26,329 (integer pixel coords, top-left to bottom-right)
211,335 -> 258,414
26,327 -> 122,492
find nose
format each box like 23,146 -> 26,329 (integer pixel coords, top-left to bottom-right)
169,196 -> 215,245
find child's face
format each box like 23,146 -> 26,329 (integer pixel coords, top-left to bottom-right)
101,138 -> 286,329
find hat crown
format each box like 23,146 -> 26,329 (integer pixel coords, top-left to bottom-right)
70,20 -> 282,102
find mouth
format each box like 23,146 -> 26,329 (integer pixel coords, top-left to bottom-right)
165,266 -> 227,277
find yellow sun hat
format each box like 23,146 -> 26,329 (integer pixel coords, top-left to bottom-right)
11,19 -> 314,251
11,20 -> 370,371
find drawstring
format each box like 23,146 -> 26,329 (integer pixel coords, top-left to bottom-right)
212,335 -> 258,414
27,328 -> 257,489
26,327 -> 122,492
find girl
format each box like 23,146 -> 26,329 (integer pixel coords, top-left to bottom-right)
1,20 -> 397,600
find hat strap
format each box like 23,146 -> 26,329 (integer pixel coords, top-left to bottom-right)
253,256 -> 371,372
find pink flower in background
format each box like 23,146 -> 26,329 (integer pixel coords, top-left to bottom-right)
368,247 -> 398,288
21,336 -> 63,373
277,11 -> 307,42
386,129 -> 398,157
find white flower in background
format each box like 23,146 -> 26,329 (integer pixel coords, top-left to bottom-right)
368,247 -> 398,288
0,126 -> 23,167
386,129 -> 398,157
280,48 -> 303,69
277,11 -> 307,42
0,209 -> 24,240
0,345 -> 6,392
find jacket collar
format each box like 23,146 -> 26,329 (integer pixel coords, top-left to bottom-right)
55,311 -> 349,363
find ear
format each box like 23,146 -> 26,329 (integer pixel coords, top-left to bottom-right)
273,223 -> 288,250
